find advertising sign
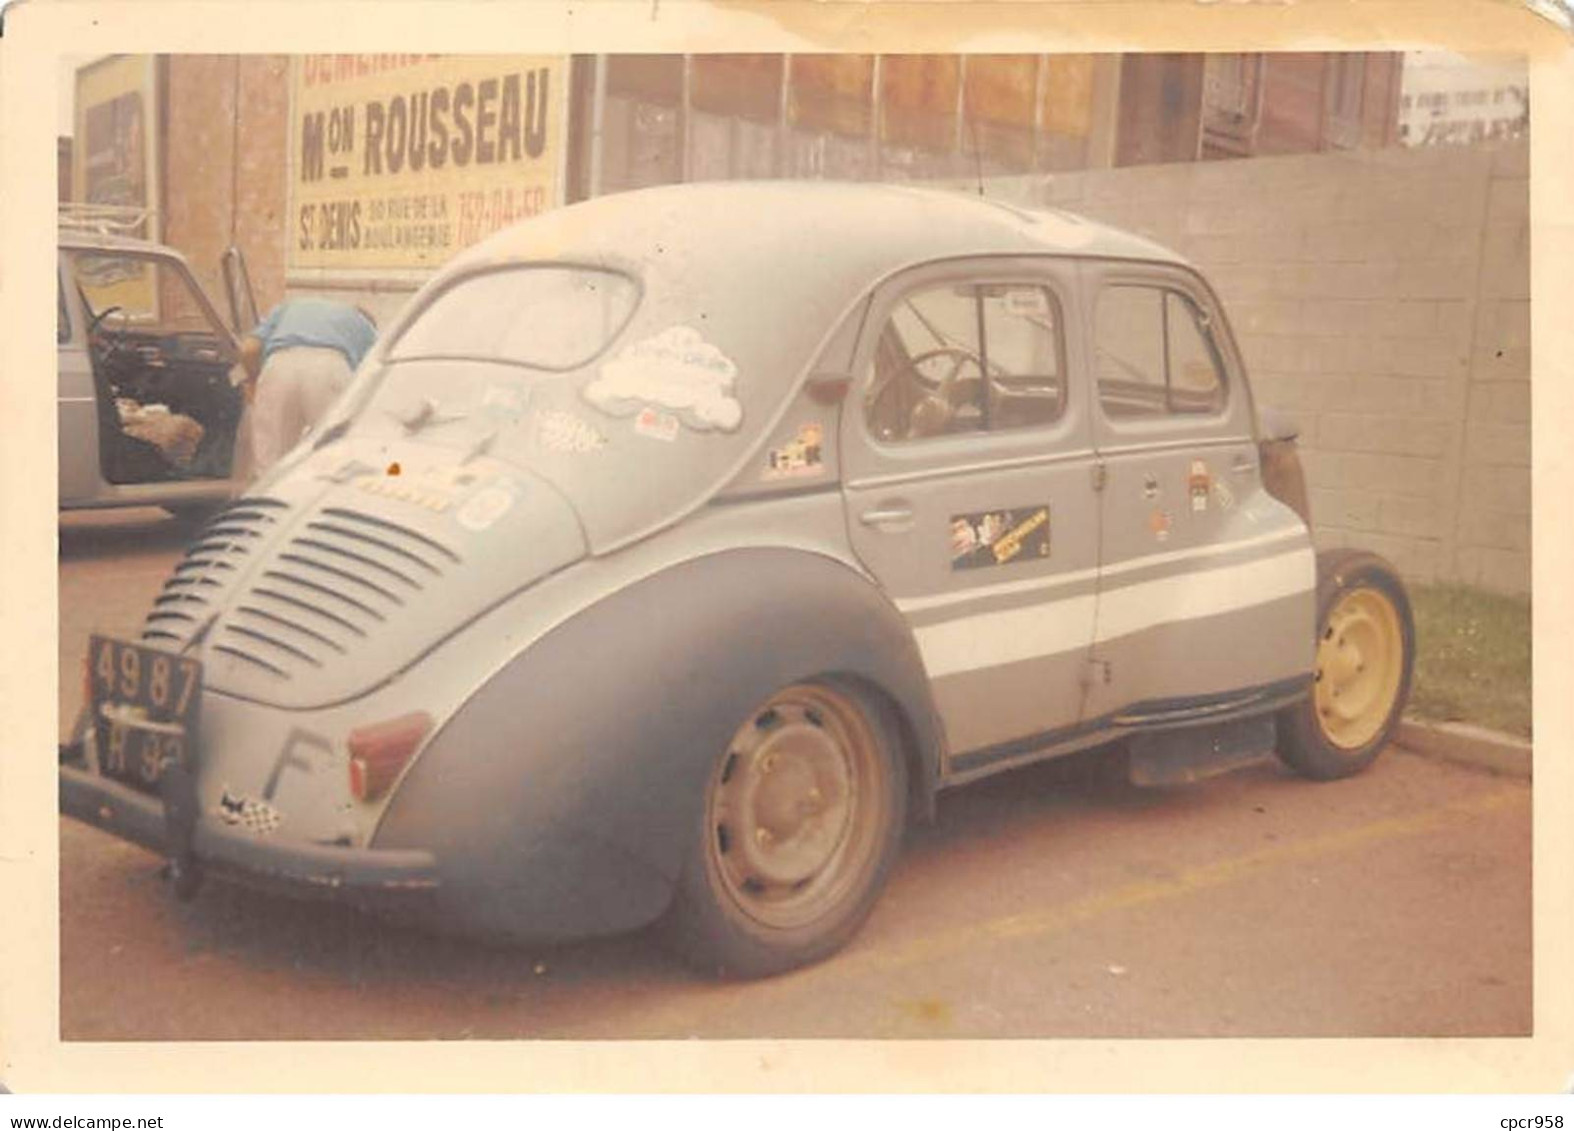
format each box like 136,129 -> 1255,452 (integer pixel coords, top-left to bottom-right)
287,54 -> 569,273
73,55 -> 161,315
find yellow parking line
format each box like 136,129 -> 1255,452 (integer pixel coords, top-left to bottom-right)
858,786 -> 1526,977
584,787 -> 1526,1037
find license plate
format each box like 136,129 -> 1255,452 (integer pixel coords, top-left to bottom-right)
88,635 -> 202,792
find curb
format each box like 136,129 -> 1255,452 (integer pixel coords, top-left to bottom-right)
1394,718 -> 1532,780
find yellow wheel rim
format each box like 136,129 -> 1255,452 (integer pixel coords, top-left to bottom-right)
1314,587 -> 1405,750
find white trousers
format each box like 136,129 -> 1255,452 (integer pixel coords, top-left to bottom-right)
245,346 -> 355,479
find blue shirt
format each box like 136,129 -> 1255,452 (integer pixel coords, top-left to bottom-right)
253,298 -> 377,371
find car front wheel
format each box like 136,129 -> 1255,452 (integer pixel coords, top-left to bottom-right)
1278,549 -> 1416,780
665,679 -> 907,978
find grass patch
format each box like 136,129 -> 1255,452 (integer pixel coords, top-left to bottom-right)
1406,583 -> 1531,738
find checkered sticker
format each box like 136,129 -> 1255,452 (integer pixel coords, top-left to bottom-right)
217,789 -> 284,835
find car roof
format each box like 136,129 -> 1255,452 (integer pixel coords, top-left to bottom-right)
445,181 -> 1189,283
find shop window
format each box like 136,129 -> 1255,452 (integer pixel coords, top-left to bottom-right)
880,56 -> 961,153
692,55 -> 781,122
1201,53 -> 1263,156
961,56 -> 1036,170
606,55 -> 683,103
601,98 -> 680,193
1323,53 -> 1366,149
788,55 -> 874,138
600,56 -> 684,193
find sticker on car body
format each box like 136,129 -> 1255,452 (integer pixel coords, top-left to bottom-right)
481,384 -> 529,422
763,422 -> 824,479
217,788 -> 283,835
582,325 -> 743,432
456,485 -> 516,531
533,409 -> 607,453
352,463 -> 489,514
633,407 -> 680,442
950,505 -> 1051,570
1189,460 -> 1212,513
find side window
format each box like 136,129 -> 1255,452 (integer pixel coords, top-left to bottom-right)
1095,284 -> 1224,419
866,280 -> 1065,443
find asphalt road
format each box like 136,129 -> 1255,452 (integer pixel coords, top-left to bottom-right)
58,509 -> 1532,1041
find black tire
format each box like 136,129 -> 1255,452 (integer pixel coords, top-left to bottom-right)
663,678 -> 908,979
1277,548 -> 1416,781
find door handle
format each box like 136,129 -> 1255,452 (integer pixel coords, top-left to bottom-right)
859,506 -> 914,528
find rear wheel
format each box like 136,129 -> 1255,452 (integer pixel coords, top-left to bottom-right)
1278,549 -> 1415,780
665,680 -> 907,978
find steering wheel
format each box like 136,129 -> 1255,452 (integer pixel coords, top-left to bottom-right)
87,305 -> 133,367
87,304 -> 124,336
904,347 -> 988,439
909,347 -> 986,393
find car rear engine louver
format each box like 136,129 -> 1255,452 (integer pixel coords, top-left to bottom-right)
141,499 -> 289,649
209,506 -> 462,681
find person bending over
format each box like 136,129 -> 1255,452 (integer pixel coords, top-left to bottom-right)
238,297 -> 377,478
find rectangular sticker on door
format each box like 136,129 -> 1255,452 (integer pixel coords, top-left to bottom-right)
950,505 -> 1051,570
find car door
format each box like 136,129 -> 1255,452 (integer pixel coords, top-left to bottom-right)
1081,259 -> 1314,725
57,259 -> 105,505
841,256 -> 1100,772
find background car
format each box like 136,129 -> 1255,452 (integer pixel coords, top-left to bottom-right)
58,206 -> 256,518
60,183 -> 1415,977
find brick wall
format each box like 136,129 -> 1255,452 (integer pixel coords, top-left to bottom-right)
964,141 -> 1530,593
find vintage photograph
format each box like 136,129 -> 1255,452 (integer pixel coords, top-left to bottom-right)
52,47 -> 1532,1045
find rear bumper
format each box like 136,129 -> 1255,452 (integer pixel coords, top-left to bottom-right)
59,762 -> 440,904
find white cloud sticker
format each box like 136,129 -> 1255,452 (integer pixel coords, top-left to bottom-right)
582,326 -> 742,432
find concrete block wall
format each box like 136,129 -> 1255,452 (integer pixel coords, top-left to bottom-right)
964,141 -> 1530,592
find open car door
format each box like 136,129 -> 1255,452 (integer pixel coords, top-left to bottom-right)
222,245 -> 259,336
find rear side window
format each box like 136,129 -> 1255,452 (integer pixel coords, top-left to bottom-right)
865,281 -> 1065,443
1096,285 -> 1225,418
390,266 -> 639,371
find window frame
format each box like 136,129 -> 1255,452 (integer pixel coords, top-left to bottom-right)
1322,53 -> 1367,150
860,272 -> 1071,450
57,274 -> 73,345
1091,277 -> 1233,428
61,246 -> 237,353
1200,53 -> 1265,157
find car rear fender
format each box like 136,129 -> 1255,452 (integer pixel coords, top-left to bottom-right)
372,547 -> 942,939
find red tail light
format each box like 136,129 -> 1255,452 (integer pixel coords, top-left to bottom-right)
347,711 -> 432,802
